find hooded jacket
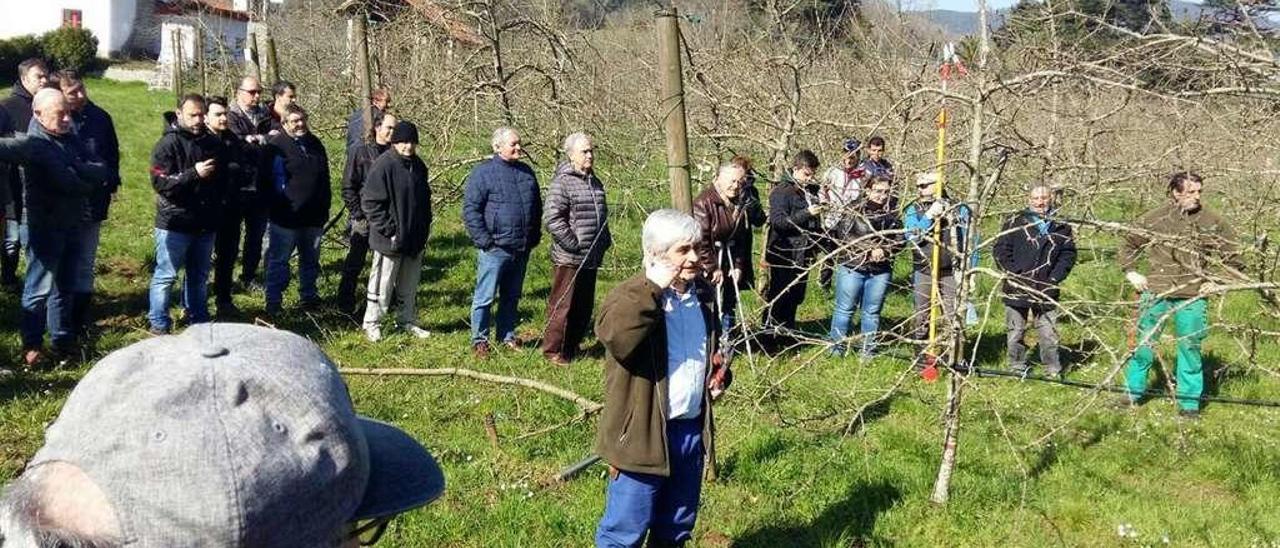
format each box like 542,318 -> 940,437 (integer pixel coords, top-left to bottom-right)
72,101 -> 121,222
765,175 -> 821,268
361,149 -> 432,257
994,210 -> 1076,309
264,132 -> 331,229
343,141 -> 388,223
149,118 -> 225,233
0,120 -> 109,231
462,156 -> 542,252
543,161 -> 611,268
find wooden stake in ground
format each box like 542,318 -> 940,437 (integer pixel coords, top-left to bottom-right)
352,12 -> 375,143
171,29 -> 185,102
195,25 -> 207,96
264,25 -> 280,85
247,28 -> 262,81
655,7 -> 692,213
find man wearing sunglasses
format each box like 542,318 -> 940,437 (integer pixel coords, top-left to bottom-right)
0,323 -> 445,547
227,76 -> 273,292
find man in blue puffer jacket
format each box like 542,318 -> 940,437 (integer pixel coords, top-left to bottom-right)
463,127 -> 542,357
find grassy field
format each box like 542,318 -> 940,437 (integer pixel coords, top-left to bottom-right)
2,78 -> 1280,546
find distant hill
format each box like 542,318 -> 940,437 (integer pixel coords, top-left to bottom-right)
914,0 -> 1207,36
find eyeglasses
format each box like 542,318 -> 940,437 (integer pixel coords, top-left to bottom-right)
345,515 -> 393,545
239,88 -> 262,94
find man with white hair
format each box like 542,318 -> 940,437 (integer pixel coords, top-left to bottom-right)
0,88 -> 110,367
593,209 -> 730,547
462,126 -> 542,358
0,323 -> 445,547
541,131 -> 611,365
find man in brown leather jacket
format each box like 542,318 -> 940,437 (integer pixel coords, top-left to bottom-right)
692,162 -> 763,334
594,209 -> 729,547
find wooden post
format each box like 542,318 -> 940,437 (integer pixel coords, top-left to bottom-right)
264,25 -> 280,85
655,7 -> 692,213
353,13 -> 374,143
195,26 -> 207,95
172,29 -> 185,102
247,28 -> 261,81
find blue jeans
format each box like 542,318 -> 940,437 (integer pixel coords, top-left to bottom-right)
265,224 -> 322,309
149,229 -> 214,331
470,247 -> 529,344
829,266 -> 891,356
596,417 -> 705,547
21,225 -> 84,348
48,221 -> 101,344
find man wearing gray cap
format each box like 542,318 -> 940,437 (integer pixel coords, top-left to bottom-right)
0,323 -> 445,547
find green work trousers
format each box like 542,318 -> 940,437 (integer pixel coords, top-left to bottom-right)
1125,295 -> 1208,411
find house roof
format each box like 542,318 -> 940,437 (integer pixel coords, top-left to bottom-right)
335,0 -> 482,47
154,0 -> 251,22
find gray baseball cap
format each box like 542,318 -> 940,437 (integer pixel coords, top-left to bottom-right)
27,323 -> 444,547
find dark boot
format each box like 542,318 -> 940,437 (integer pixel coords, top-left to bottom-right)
70,292 -> 93,339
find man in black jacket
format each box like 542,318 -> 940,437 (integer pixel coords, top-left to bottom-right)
227,76 -> 273,290
263,104 -> 330,315
0,58 -> 51,287
337,112 -> 395,313
762,150 -> 823,345
993,184 -> 1076,377
53,71 -> 120,344
360,121 -> 432,341
205,96 -> 249,318
147,94 -> 223,335
0,88 -> 110,365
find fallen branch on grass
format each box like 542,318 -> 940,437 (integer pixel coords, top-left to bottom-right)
340,367 -> 604,414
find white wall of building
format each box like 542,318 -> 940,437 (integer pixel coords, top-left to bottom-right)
0,0 -> 136,57
157,14 -> 248,66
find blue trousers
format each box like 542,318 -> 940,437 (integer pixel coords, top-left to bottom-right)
148,228 -> 214,332
596,417 -> 705,547
21,225 -> 84,348
470,247 -> 529,344
265,224 -> 322,310
48,221 -> 101,344
829,266 -> 891,356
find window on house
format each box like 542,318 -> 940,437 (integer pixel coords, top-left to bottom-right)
62,9 -> 83,28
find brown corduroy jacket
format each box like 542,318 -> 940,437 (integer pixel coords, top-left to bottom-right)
593,274 -> 719,476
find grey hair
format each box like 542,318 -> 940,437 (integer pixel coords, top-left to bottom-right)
491,126 -> 519,150
562,131 -> 592,153
0,467 -> 122,548
642,209 -> 701,258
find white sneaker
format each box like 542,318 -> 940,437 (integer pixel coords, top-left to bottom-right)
364,325 -> 382,342
404,324 -> 431,339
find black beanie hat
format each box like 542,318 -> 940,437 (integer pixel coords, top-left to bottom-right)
390,121 -> 419,145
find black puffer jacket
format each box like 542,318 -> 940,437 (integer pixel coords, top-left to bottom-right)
264,132 -> 331,229
0,122 -> 110,231
361,150 -> 432,257
543,162 -> 611,268
765,175 -> 821,268
150,121 -> 224,233
993,211 -> 1076,310
0,84 -> 32,220
832,197 -> 903,274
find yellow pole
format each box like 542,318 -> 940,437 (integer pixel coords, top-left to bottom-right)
926,76 -> 949,361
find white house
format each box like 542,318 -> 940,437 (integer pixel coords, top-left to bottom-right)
0,0 -> 257,60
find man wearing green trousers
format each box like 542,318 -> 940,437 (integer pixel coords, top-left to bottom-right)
1119,172 -> 1241,419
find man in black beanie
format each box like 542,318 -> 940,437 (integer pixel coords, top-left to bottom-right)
360,121 -> 432,341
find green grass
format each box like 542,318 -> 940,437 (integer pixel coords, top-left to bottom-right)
2,78 -> 1280,546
